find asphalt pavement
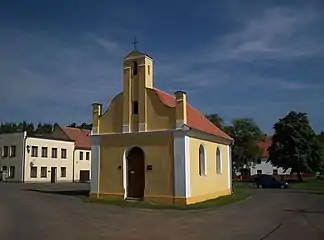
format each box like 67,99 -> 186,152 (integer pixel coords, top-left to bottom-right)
0,183 -> 323,239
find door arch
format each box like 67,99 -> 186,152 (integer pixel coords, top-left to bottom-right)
126,147 -> 145,199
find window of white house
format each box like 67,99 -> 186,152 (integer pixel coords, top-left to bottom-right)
216,147 -> 222,174
0,147 -> 2,157
61,167 -> 66,177
30,167 -> 37,178
9,166 -> 15,178
257,170 -> 262,175
2,166 -> 7,172
10,146 -> 16,157
3,146 -> 9,157
51,148 -> 57,158
273,169 -> 278,175
41,147 -> 48,157
61,149 -> 67,159
79,151 -> 83,160
199,144 -> 207,176
41,167 -> 47,178
31,146 -> 38,157
86,152 -> 90,160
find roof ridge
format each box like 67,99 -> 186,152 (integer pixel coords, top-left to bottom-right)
151,87 -> 232,141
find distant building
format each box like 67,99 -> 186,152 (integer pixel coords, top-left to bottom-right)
52,125 -> 91,182
0,126 -> 91,183
251,137 -> 291,176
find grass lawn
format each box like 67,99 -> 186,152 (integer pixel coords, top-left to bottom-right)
83,183 -> 250,210
289,178 -> 324,194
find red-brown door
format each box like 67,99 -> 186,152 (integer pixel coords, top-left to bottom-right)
127,147 -> 145,199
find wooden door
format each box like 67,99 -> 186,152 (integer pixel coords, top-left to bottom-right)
79,170 -> 90,182
51,167 -> 56,183
127,147 -> 145,199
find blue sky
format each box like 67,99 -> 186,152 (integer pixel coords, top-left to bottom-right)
1,0 -> 324,133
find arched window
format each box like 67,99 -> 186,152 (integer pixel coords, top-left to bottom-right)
199,144 -> 206,176
216,147 -> 222,174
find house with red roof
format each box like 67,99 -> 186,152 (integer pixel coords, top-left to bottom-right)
251,137 -> 291,176
52,125 -> 91,182
91,49 -> 234,205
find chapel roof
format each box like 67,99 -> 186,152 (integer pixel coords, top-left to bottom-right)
60,126 -> 91,150
124,50 -> 153,60
152,88 -> 233,141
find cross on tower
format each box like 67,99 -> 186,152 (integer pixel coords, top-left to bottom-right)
132,36 -> 138,50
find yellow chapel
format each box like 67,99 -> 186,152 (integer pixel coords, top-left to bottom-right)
90,49 -> 233,205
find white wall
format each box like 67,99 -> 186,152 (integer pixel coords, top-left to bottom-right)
73,149 -> 91,181
0,132 -> 25,182
24,137 -> 74,182
250,158 -> 291,175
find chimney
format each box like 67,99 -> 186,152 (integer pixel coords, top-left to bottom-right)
174,91 -> 187,128
92,102 -> 102,134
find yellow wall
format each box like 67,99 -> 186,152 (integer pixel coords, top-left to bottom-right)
98,93 -> 123,133
98,132 -> 175,202
98,89 -> 177,134
146,89 -> 176,130
188,136 -> 230,204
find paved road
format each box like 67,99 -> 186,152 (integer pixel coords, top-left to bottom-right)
0,183 -> 324,240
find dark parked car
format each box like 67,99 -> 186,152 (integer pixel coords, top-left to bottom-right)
254,174 -> 288,189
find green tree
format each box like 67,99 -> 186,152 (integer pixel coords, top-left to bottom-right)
268,111 -> 323,182
79,122 -> 92,130
68,123 -> 77,128
206,113 -> 224,129
316,131 -> 324,173
35,123 -> 53,134
68,122 -> 92,130
225,118 -> 264,172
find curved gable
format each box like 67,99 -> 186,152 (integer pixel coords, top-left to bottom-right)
146,88 -> 176,130
99,93 -> 123,133
151,88 -> 232,141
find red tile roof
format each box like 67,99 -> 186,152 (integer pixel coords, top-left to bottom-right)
152,88 -> 233,141
257,137 -> 272,158
60,127 -> 91,150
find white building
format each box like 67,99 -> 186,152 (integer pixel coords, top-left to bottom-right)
251,138 -> 291,176
51,125 -> 91,182
0,132 -> 25,182
250,157 -> 291,176
0,126 -> 91,183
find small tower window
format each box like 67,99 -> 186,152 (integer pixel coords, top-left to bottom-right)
132,101 -> 139,114
133,61 -> 138,75
148,65 -> 150,75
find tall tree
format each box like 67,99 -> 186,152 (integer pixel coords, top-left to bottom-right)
225,118 -> 264,172
268,111 -> 323,182
206,113 -> 224,129
317,131 -> 324,172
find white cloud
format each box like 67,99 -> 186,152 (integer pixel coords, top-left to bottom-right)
244,77 -> 324,90
0,28 -> 127,122
205,6 -> 324,62
154,6 -> 324,92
